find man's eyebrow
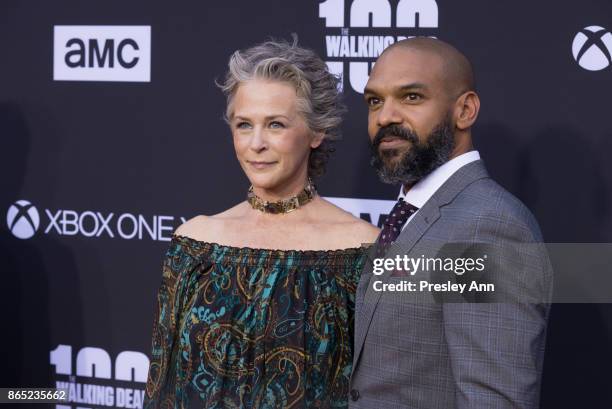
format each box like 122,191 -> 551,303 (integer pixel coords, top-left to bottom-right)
363,82 -> 429,96
398,82 -> 428,91
363,87 -> 377,96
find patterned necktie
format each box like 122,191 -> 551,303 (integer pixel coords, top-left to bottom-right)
378,198 -> 418,253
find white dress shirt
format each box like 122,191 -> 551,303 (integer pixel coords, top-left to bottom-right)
399,150 -> 481,230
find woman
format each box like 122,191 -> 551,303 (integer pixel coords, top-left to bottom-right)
144,38 -> 379,409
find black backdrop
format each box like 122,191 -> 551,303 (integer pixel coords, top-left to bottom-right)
1,1 -> 612,408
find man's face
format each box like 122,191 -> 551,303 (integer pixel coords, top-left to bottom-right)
364,47 -> 456,185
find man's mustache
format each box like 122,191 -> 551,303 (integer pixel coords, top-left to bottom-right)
372,124 -> 419,148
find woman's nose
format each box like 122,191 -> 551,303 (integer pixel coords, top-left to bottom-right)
249,127 -> 267,152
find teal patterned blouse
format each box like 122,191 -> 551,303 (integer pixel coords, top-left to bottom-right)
144,235 -> 368,409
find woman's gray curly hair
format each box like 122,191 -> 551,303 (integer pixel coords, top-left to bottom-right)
218,37 -> 345,179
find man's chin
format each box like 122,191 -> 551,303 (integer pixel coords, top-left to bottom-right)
379,163 -> 404,179
380,152 -> 406,170
378,168 -> 421,186
379,144 -> 410,158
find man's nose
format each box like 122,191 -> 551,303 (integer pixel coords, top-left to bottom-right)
377,101 -> 402,128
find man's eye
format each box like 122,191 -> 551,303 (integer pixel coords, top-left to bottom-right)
269,121 -> 285,129
405,93 -> 422,101
367,97 -> 381,106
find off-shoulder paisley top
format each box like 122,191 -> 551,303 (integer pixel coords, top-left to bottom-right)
144,235 -> 368,409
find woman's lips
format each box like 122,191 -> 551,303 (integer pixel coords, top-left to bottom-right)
247,160 -> 277,170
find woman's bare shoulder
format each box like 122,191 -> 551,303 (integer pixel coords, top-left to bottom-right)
174,202 -> 248,242
174,215 -> 217,242
345,217 -> 380,244
316,198 -> 380,244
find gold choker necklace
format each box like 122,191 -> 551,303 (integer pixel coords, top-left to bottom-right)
247,179 -> 317,214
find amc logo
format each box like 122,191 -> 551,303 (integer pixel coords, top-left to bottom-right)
53,25 -> 151,82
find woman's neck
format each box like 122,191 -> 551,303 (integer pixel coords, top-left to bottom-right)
251,178 -> 310,203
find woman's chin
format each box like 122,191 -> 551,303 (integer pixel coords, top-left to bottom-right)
247,176 -> 281,192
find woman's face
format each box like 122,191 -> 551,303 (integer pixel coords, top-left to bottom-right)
230,79 -> 322,194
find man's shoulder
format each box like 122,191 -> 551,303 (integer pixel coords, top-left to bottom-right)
456,177 -> 525,212
444,177 -> 542,240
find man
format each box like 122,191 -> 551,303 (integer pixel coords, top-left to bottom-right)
350,38 -> 552,409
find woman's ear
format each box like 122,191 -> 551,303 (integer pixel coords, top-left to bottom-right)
310,132 -> 325,149
454,91 -> 480,131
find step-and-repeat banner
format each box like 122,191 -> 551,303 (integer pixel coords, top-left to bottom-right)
1,1 -> 611,408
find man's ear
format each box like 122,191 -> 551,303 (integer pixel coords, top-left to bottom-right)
454,91 -> 480,131
310,132 -> 325,149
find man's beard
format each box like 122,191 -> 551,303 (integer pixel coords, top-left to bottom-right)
370,117 -> 455,185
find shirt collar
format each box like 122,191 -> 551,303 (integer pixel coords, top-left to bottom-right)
398,150 -> 481,208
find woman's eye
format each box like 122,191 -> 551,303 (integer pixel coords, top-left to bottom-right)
269,121 -> 285,129
236,122 -> 251,129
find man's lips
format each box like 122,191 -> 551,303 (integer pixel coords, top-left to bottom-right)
378,136 -> 408,148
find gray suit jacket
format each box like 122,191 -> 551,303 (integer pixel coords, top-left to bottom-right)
350,160 -> 552,409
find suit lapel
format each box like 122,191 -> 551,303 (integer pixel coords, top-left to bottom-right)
352,160 -> 491,369
353,202 -> 440,367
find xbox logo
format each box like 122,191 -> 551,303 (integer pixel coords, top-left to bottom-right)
7,200 -> 40,239
572,26 -> 612,71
